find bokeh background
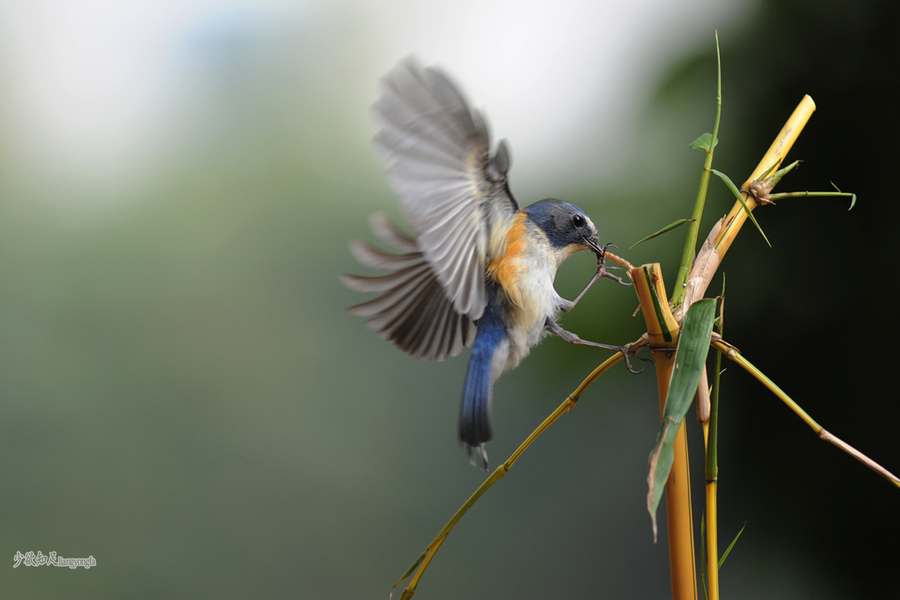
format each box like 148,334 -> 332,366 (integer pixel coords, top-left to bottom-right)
1,0 -> 897,598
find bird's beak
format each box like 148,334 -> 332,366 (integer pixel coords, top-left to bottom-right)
583,235 -> 604,257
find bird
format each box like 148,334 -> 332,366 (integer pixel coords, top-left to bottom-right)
342,58 -> 632,470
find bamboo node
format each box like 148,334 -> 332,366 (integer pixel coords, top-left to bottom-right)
744,180 -> 775,205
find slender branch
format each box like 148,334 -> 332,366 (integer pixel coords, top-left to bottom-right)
392,353 -> 623,599
712,339 -> 900,488
768,191 -> 855,200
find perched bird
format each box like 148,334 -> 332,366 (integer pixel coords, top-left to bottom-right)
343,58 -> 631,470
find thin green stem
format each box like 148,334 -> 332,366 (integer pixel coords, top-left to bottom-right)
705,295 -> 723,482
673,33 -> 722,306
703,295 -> 724,600
767,191 -> 855,200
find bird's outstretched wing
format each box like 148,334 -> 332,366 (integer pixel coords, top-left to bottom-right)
372,57 -> 518,321
342,213 -> 477,361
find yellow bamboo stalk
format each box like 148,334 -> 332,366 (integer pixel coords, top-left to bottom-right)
632,263 -> 697,600
703,294 -> 724,600
713,96 -> 817,257
671,96 -> 817,327
705,480 -> 719,599
629,96 -> 816,600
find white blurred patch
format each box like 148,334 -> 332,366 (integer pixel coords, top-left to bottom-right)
0,0 -> 751,209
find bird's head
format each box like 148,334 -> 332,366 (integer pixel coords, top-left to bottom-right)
524,199 -> 603,266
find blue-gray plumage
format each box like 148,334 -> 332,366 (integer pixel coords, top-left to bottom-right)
343,58 -> 632,470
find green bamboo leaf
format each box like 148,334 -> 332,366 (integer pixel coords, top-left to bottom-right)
751,161 -> 779,184
646,418 -> 679,542
831,182 -> 857,210
711,169 -> 772,247
767,160 -> 801,187
689,132 -> 718,153
647,299 -> 717,540
718,523 -> 746,568
631,219 -> 695,248
392,551 -> 426,590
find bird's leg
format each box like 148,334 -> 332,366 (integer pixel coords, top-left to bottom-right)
561,243 -> 632,313
561,268 -> 604,313
595,243 -> 632,287
545,319 -> 645,374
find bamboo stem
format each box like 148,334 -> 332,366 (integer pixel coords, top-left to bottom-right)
633,263 -> 697,600
713,96 -> 817,257
704,295 -> 724,600
704,483 -> 718,600
672,36 -> 722,306
672,96 -> 817,326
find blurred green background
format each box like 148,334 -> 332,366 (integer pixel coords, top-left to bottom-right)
1,0 -> 897,598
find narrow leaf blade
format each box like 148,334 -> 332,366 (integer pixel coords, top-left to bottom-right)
718,523 -> 746,568
831,181 -> 858,210
665,298 -> 717,422
646,416 -> 681,540
631,219 -> 695,248
711,169 -> 772,247
647,299 -> 717,538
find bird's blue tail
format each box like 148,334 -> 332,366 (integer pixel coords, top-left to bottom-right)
459,312 -> 507,470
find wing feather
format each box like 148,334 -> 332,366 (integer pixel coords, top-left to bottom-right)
367,211 -> 417,254
372,57 -> 517,321
342,218 -> 477,361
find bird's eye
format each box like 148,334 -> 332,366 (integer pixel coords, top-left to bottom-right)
572,214 -> 585,228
